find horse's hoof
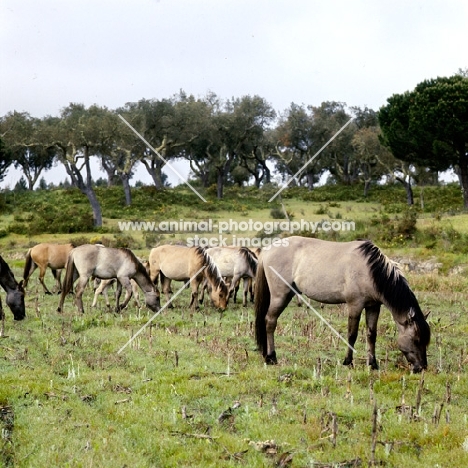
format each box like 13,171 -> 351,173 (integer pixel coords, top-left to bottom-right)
368,359 -> 379,370
45,291 -> 52,296
343,358 -> 353,367
265,352 -> 277,365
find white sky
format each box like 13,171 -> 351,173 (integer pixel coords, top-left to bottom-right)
1,0 -> 466,187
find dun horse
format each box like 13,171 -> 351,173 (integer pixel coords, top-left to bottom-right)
57,244 -> 160,314
148,245 -> 228,311
0,255 -> 26,321
255,236 -> 430,373
205,246 -> 257,306
23,243 -> 74,294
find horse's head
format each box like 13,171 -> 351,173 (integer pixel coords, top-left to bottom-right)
144,290 -> 161,312
396,308 -> 430,373
6,281 -> 26,321
210,284 -> 228,311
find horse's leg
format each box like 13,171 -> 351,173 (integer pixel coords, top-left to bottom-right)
229,275 -> 240,304
161,276 -> 174,308
39,265 -> 53,295
56,269 -> 63,294
74,277 -> 89,314
103,282 -> 112,308
115,278 -> 132,312
92,280 -> 110,308
233,279 -> 240,303
242,277 -> 249,307
343,305 -> 363,367
189,279 -> 201,311
365,305 -> 381,370
248,277 -> 254,303
264,294 -> 294,364
131,280 -> 140,308
199,277 -> 207,305
51,269 -> 61,294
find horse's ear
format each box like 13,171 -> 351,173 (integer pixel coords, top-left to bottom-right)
18,280 -> 25,291
408,307 -> 416,322
424,311 -> 430,320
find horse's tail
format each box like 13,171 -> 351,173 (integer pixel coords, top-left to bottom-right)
23,249 -> 34,287
254,257 -> 270,356
57,252 -> 76,312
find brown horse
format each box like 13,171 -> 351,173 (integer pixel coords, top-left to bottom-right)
23,243 -> 74,294
57,244 -> 160,314
0,255 -> 26,321
255,236 -> 431,373
148,245 -> 228,311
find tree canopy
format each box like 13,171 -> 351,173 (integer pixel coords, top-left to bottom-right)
379,74 -> 468,207
2,73 -> 468,219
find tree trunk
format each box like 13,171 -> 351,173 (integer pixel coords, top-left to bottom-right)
458,149 -> 468,210
396,176 -> 414,205
141,159 -> 164,189
121,173 -> 132,206
216,168 -> 224,199
83,186 -> 103,227
364,179 -> 371,197
306,172 -> 315,190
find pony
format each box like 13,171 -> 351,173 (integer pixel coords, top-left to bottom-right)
205,246 -> 257,306
255,236 -> 431,373
23,243 -> 74,294
0,255 -> 26,321
57,244 -> 160,314
148,245 -> 228,311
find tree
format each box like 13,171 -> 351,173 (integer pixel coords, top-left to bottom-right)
0,136 -> 13,183
273,103 -> 325,189
183,93 -> 275,197
96,108 -> 138,206
311,102 -> 357,185
0,112 -> 55,189
351,126 -> 392,196
50,103 -> 111,227
379,74 -> 468,208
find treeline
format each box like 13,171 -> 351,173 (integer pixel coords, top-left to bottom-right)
1,73 -> 467,226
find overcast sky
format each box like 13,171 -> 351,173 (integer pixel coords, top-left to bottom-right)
1,0 -> 467,187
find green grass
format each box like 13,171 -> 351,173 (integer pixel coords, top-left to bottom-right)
1,266 -> 468,467
1,183 -> 468,466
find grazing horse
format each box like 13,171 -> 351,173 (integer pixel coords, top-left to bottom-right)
57,245 -> 160,314
205,246 -> 257,306
148,245 -> 228,311
0,255 -> 26,321
255,236 -> 430,373
23,243 -> 74,294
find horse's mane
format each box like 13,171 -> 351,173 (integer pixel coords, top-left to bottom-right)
119,248 -> 152,282
0,254 -> 19,291
357,241 -> 430,344
239,247 -> 258,275
194,247 -> 228,293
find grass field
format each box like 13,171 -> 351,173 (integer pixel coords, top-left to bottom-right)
1,184 -> 468,467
